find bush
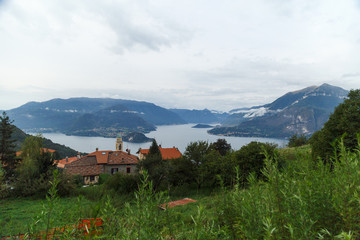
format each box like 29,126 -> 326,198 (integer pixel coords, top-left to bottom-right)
98,173 -> 111,185
287,134 -> 308,147
104,173 -> 140,194
233,141 -> 278,185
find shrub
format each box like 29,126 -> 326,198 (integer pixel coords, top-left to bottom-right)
104,173 -> 140,194
98,173 -> 110,185
287,134 -> 308,147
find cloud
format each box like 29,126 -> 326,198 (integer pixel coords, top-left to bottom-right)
342,72 -> 360,78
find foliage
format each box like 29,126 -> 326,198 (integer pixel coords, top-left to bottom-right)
104,173 -> 139,194
219,139 -> 360,239
233,141 -> 278,185
0,112 -> 17,182
310,89 -> 360,162
287,134 -> 308,147
13,135 -> 61,197
138,139 -> 167,190
210,138 -> 232,156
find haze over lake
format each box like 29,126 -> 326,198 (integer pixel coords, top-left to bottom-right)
37,124 -> 287,155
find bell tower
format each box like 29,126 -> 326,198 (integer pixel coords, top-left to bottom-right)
116,133 -> 123,151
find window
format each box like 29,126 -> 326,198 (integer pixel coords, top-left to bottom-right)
111,168 -> 118,174
126,167 -> 131,174
90,176 -> 95,182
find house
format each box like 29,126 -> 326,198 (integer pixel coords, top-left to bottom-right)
64,136 -> 139,184
65,149 -> 138,184
138,146 -> 182,160
55,154 -> 81,168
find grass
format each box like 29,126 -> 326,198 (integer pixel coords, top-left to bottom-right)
0,197 -> 94,236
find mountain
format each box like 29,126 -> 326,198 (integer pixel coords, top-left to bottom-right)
6,98 -> 185,137
67,104 -> 156,137
169,109 -> 228,124
209,84 -> 348,138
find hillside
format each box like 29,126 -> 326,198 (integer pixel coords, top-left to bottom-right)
210,83 -> 348,138
9,125 -> 81,159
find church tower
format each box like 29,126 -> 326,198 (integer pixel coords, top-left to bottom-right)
116,134 -> 123,151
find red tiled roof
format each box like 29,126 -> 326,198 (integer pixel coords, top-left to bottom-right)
139,147 -> 182,160
108,151 -> 138,165
159,198 -> 197,210
86,150 -> 138,165
64,150 -> 138,176
16,148 -> 56,157
56,156 -> 79,168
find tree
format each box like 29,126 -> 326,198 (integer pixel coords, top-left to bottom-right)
310,89 -> 360,162
183,141 -> 211,189
0,112 -> 17,181
138,139 -> 166,189
14,135 -> 56,196
287,134 -> 308,148
210,139 -> 232,156
234,141 -> 277,185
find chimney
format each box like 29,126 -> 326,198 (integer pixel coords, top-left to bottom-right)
96,148 -> 99,152
66,156 -> 68,162
77,153 -> 80,159
126,149 -> 131,155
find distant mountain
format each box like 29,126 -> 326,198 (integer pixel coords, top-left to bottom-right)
210,84 -> 349,138
169,109 -> 228,124
67,104 -> 156,137
7,98 -> 185,137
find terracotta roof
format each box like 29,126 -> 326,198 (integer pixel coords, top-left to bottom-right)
159,198 -> 197,210
139,147 -> 182,160
65,150 -> 138,176
56,156 -> 79,168
16,148 -> 56,157
108,151 -> 138,165
86,150 -> 138,165
65,156 -> 104,176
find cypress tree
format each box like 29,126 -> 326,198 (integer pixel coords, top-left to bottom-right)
0,112 -> 17,181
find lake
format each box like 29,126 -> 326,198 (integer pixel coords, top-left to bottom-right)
38,124 -> 287,154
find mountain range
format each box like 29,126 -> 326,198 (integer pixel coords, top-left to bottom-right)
209,83 -> 348,138
6,98 -> 186,137
3,83 -> 349,139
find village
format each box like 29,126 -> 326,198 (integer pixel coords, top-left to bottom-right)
55,135 -> 182,185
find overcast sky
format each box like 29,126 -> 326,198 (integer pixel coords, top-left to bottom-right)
0,0 -> 359,111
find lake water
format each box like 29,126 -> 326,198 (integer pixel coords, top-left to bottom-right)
38,124 -> 287,154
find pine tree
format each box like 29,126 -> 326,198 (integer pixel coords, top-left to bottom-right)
0,112 -> 17,181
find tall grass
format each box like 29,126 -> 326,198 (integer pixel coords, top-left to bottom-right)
220,140 -> 360,239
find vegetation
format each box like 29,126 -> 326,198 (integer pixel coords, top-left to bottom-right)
310,89 -> 360,162
287,134 -> 308,147
3,90 -> 360,238
0,112 -> 17,182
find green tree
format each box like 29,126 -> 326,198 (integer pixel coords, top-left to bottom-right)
183,141 -> 211,189
210,138 -> 232,156
287,134 -> 308,148
14,135 -> 56,196
234,141 -> 277,185
310,89 -> 360,162
0,112 -> 17,182
138,139 -> 166,190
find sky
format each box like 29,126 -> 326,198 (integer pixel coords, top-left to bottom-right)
0,0 -> 359,111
